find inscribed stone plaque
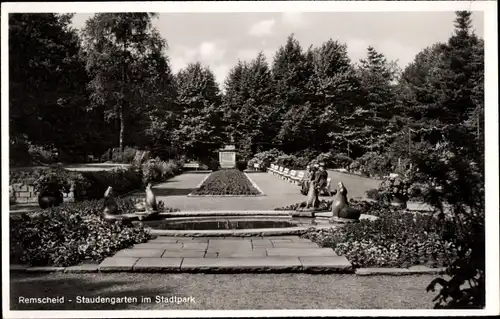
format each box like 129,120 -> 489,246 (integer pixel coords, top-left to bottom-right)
219,151 -> 236,168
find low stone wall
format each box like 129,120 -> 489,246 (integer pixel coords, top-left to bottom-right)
10,182 -> 74,205
10,183 -> 38,204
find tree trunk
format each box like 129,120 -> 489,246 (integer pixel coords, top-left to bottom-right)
119,105 -> 124,156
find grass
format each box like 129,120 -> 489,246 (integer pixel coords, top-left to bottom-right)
10,272 -> 438,310
190,169 -> 261,196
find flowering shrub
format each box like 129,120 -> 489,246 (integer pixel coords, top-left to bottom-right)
309,152 -> 353,169
10,198 -> 153,267
377,175 -> 412,203
140,158 -> 183,184
275,154 -> 304,169
247,149 -> 285,171
191,169 -> 261,195
302,209 -> 458,268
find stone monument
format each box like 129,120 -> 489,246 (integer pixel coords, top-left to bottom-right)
219,144 -> 236,169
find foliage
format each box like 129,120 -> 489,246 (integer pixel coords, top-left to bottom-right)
399,11 -> 485,309
76,167 -> 143,200
274,200 -> 332,212
377,175 -> 412,203
191,169 -> 261,196
10,198 -> 152,267
9,13 -> 110,160
309,152 -> 353,169
247,149 -> 285,171
81,13 -> 172,155
302,209 -> 458,268
365,188 -> 381,201
172,62 -> 223,161
140,158 -> 183,184
349,152 -> 394,177
222,53 -> 275,154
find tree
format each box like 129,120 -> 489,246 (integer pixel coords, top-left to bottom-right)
9,13 -> 96,162
309,39 -> 363,154
222,52 -> 276,159
172,62 -> 223,162
273,35 -> 315,153
81,13 -> 169,157
401,11 -> 485,308
351,46 -> 401,156
222,60 -> 249,147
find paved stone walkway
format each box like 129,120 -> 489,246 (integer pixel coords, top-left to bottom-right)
99,236 -> 352,273
130,171 -> 381,211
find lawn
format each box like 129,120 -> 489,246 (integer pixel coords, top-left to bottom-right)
9,272 -> 438,310
190,169 -> 261,196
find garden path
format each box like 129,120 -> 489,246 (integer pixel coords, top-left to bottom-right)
130,172 -> 309,211
130,170 -> 382,211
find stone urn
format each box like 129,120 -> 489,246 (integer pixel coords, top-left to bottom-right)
331,182 -> 361,223
391,195 -> 408,209
38,188 -> 64,209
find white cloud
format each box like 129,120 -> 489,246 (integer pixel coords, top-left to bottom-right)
212,64 -> 231,90
281,12 -> 306,27
248,19 -> 276,37
345,38 -> 370,65
237,49 -> 275,63
199,41 -> 226,62
169,42 -> 226,75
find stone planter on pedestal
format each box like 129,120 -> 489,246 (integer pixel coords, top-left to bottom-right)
391,195 -> 408,209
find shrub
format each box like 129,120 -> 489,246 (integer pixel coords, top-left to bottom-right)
78,167 -> 143,200
236,160 -> 247,171
302,209 -> 458,268
309,152 -> 352,169
274,200 -> 332,212
275,154 -> 304,169
140,158 -> 183,184
191,169 -> 260,196
349,152 -> 394,178
247,149 -> 285,171
9,198 -> 153,267
365,188 -> 381,200
122,147 -> 139,164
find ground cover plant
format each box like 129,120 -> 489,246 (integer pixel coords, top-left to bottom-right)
9,198 -> 162,267
302,208 -> 459,269
190,169 -> 261,196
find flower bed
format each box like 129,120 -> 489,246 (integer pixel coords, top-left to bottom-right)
302,207 -> 458,268
190,169 -> 261,196
9,198 -> 158,267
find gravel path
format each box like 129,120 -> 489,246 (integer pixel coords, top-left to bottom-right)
10,272 -> 437,310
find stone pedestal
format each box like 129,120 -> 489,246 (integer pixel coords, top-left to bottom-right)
219,145 -> 236,169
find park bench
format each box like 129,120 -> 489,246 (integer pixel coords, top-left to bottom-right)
290,171 -> 305,186
268,164 -> 278,174
183,162 -> 200,171
285,169 -> 297,182
281,168 -> 290,179
253,163 -> 261,171
277,166 -> 284,176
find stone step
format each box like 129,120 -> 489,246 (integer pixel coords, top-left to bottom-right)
98,256 -> 352,273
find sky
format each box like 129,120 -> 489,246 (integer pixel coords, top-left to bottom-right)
71,11 -> 484,88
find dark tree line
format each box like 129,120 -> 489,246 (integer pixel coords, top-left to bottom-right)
9,11 -> 483,170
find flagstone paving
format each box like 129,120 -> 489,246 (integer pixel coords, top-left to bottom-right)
99,236 -> 353,273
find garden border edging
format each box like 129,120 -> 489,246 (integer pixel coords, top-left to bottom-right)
10,264 -> 446,275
